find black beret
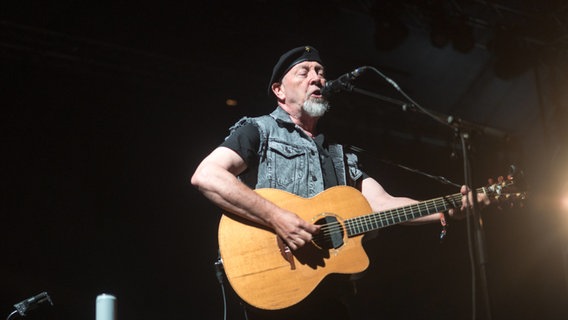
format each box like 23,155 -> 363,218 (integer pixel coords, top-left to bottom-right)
267,45 -> 323,95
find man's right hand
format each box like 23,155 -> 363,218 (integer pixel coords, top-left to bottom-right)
270,209 -> 320,250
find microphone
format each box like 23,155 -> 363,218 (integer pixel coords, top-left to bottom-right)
321,66 -> 367,98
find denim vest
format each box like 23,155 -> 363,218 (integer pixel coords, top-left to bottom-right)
226,107 -> 363,198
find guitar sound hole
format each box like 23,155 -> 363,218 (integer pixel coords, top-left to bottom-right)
312,215 -> 344,250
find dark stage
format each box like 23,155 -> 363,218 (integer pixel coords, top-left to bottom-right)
2,1 -> 568,319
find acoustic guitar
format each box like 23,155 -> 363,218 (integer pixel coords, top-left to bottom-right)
217,179 -> 525,310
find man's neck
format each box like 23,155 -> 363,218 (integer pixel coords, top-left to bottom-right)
292,114 -> 318,137
278,104 -> 319,137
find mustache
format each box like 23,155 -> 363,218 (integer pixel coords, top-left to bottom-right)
309,96 -> 326,103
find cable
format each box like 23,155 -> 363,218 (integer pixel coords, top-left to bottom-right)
215,252 -> 251,320
6,310 -> 18,320
5,292 -> 53,320
219,282 -> 227,320
214,255 -> 227,320
461,132 -> 478,320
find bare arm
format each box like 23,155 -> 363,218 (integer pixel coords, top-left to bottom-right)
191,146 -> 319,250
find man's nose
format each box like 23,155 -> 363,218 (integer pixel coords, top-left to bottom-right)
308,70 -> 324,84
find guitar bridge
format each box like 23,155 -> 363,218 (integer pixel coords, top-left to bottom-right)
277,237 -> 296,270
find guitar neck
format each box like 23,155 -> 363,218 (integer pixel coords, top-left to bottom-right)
345,187 -> 483,236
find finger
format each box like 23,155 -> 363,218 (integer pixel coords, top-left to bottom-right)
480,193 -> 491,205
287,242 -> 297,251
305,223 -> 321,234
290,238 -> 306,250
461,195 -> 468,210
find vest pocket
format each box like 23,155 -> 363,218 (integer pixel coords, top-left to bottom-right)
267,141 -> 306,190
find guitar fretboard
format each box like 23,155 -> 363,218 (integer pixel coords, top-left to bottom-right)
344,187 -> 485,236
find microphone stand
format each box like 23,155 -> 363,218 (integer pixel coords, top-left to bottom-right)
350,87 -> 509,140
343,68 -> 497,320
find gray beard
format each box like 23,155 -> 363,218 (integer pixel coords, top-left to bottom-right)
302,98 -> 330,117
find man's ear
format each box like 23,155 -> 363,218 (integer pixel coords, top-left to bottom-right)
272,83 -> 285,100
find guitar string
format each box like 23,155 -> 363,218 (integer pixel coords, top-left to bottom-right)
312,185 -> 521,242
312,192 -> 466,241
317,192 -> 462,232
313,187 -> 521,242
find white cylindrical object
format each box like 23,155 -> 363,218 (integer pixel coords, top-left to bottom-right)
96,294 -> 116,320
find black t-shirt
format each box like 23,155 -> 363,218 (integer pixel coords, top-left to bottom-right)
220,122 -> 340,188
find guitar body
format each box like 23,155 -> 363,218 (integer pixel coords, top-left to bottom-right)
218,186 -> 372,310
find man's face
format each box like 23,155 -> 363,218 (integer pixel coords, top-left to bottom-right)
277,61 -> 328,117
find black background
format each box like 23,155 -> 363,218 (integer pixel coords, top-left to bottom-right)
2,1 -> 568,319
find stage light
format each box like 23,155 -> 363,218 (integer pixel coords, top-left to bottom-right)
561,182 -> 568,212
225,98 -> 238,107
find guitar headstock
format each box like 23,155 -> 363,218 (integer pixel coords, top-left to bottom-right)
484,173 -> 528,209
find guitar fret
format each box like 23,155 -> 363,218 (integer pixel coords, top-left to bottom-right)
355,217 -> 363,234
417,202 -> 425,218
345,185 -> 515,237
371,214 -> 379,230
348,195 -> 457,236
355,217 -> 364,234
388,209 -> 395,225
350,219 -> 359,235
